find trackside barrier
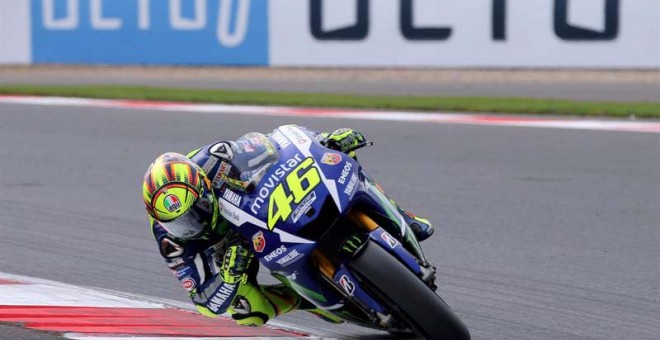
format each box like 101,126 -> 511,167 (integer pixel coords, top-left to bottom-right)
1,0 -> 659,68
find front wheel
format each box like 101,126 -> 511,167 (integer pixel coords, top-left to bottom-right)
349,241 -> 470,340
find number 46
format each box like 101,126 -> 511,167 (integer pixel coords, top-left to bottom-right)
268,158 -> 321,230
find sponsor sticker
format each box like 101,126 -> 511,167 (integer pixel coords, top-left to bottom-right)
252,231 -> 266,253
164,195 -> 181,212
207,283 -> 238,313
160,237 -> 184,258
201,156 -> 218,174
322,152 -> 342,165
218,161 -> 231,175
211,162 -> 232,188
210,142 -> 233,160
339,275 -> 355,296
175,267 -> 192,279
343,173 -> 358,196
250,137 -> 264,145
338,162 -> 353,184
217,200 -> 241,226
271,131 -> 291,149
222,188 -> 242,207
281,125 -> 310,145
275,249 -> 303,266
181,277 -> 196,291
239,140 -> 255,152
292,191 -> 317,223
381,232 -> 399,249
264,245 -> 287,262
212,171 -> 224,188
166,257 -> 185,268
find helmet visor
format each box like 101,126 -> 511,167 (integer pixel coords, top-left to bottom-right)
158,179 -> 216,240
159,208 -> 207,239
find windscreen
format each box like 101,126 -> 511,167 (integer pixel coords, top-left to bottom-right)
225,132 -> 279,190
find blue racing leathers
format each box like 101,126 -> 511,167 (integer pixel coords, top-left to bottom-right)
149,134 -> 267,317
151,221 -> 253,316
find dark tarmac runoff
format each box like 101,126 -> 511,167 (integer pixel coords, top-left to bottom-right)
0,324 -> 64,340
0,78 -> 659,339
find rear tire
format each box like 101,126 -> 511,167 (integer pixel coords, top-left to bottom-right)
350,241 -> 470,340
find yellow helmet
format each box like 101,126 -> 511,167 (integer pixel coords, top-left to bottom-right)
142,153 -> 217,239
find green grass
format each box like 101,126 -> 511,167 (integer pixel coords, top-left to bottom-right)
1,85 -> 658,118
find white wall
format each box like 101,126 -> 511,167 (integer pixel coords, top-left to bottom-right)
0,0 -> 31,64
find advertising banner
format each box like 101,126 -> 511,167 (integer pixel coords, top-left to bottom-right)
269,0 -> 660,68
30,0 -> 268,65
1,0 -> 658,68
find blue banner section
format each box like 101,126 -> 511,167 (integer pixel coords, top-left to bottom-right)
31,0 -> 268,65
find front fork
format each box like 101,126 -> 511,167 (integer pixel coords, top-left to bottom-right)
313,210 -> 437,328
349,210 -> 436,290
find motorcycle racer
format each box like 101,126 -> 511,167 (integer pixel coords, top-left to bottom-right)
141,126 -> 434,327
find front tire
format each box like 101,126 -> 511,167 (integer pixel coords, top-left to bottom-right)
350,241 -> 470,340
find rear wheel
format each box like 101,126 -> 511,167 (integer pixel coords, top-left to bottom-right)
350,241 -> 470,340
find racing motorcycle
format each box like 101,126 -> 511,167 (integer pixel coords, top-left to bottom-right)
217,125 -> 470,339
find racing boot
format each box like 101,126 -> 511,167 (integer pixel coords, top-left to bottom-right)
229,284 -> 300,327
230,284 -> 343,326
396,205 -> 434,242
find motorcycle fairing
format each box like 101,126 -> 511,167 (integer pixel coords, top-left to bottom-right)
215,125 -> 427,323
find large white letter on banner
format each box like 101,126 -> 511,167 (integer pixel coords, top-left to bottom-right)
217,0 -> 250,47
90,0 -> 122,30
43,0 -> 79,30
170,0 -> 206,30
138,0 -> 151,30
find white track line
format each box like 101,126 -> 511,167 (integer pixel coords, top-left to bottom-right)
0,273 -> 165,308
0,272 -> 321,339
0,95 -> 658,134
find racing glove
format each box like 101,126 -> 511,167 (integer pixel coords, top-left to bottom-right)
219,245 -> 252,285
320,128 -> 366,158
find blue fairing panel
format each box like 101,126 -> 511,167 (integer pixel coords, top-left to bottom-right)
243,126 -> 358,234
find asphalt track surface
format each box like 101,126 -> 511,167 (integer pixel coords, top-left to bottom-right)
1,103 -> 659,339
